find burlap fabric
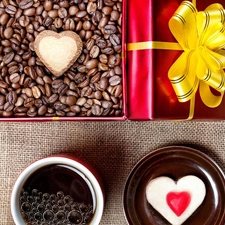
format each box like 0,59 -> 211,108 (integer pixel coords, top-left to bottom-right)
1,121 -> 225,225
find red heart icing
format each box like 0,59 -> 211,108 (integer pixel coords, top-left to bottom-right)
166,192 -> 191,217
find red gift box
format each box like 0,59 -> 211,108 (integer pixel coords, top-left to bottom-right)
127,0 -> 225,120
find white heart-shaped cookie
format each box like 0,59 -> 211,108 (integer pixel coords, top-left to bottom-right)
34,30 -> 83,77
146,175 -> 206,225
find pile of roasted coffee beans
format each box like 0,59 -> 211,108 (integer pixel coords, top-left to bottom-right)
0,0 -> 123,117
20,189 -> 93,224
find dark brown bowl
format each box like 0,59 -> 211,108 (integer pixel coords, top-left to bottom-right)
123,146 -> 225,225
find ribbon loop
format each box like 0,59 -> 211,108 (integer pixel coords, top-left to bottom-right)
169,1 -> 225,108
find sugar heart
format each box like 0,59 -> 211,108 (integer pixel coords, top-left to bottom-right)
34,30 -> 83,77
166,191 -> 191,216
146,176 -> 206,225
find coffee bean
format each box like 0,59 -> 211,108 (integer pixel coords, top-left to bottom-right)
0,14 -> 9,25
102,100 -> 113,109
92,11 -> 102,25
90,45 -> 100,58
91,104 -> 101,115
98,17 -> 109,28
98,62 -> 109,71
110,34 -> 120,46
81,86 -> 92,97
28,57 -> 36,66
14,54 -> 23,63
7,91 -> 17,104
43,17 -> 53,26
24,97 -> 34,107
109,75 -> 121,86
59,0 -> 69,8
54,18 -> 63,28
83,21 -> 92,31
34,99 -> 42,108
38,105 -> 47,116
65,18 -> 75,30
36,5 -> 44,15
0,96 -> 6,106
99,77 -> 109,91
52,79 -> 63,89
86,59 -> 98,70
4,27 -> 13,39
19,15 -> 30,27
114,85 -> 122,97
114,65 -> 122,75
48,94 -> 58,104
18,0 -> 34,9
8,66 -> 19,75
1,40 -> 11,47
24,88 -> 33,98
76,11 -> 87,18
104,24 -> 117,34
15,96 -> 24,107
0,81 -> 8,89
58,83 -> 68,95
4,102 -> 14,111
67,5 -> 77,16
86,38 -> 95,51
3,52 -> 15,64
22,51 -> 32,61
65,96 -> 76,106
102,91 -> 111,101
54,101 -> 66,111
96,39 -> 107,49
2,110 -> 13,117
36,77 -> 44,86
90,73 -> 100,84
24,7 -> 36,16
58,8 -> 67,18
5,5 -> 17,14
32,86 -> 41,99
10,73 -> 20,83
27,66 -> 37,80
111,10 -> 120,21
102,6 -> 112,15
43,0 -> 53,11
48,9 -> 58,18
102,47 -> 114,55
76,97 -> 86,106
97,0 -> 104,10
43,76 -> 52,84
27,106 -> 37,117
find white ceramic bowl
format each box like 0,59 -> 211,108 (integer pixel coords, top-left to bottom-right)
11,156 -> 104,225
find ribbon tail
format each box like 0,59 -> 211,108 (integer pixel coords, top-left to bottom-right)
168,50 -> 199,102
187,96 -> 195,120
199,81 -> 224,108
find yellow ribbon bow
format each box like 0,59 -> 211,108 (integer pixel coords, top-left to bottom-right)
168,1 -> 225,108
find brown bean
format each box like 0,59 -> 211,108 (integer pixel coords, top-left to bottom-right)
31,86 -> 41,99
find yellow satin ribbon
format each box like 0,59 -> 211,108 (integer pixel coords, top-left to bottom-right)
168,1 -> 225,108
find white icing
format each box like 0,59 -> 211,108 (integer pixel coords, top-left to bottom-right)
146,175 -> 206,225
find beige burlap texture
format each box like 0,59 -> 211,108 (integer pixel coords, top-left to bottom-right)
1,120 -> 225,225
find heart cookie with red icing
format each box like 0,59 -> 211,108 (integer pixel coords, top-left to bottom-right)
34,30 -> 83,77
146,176 -> 206,225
